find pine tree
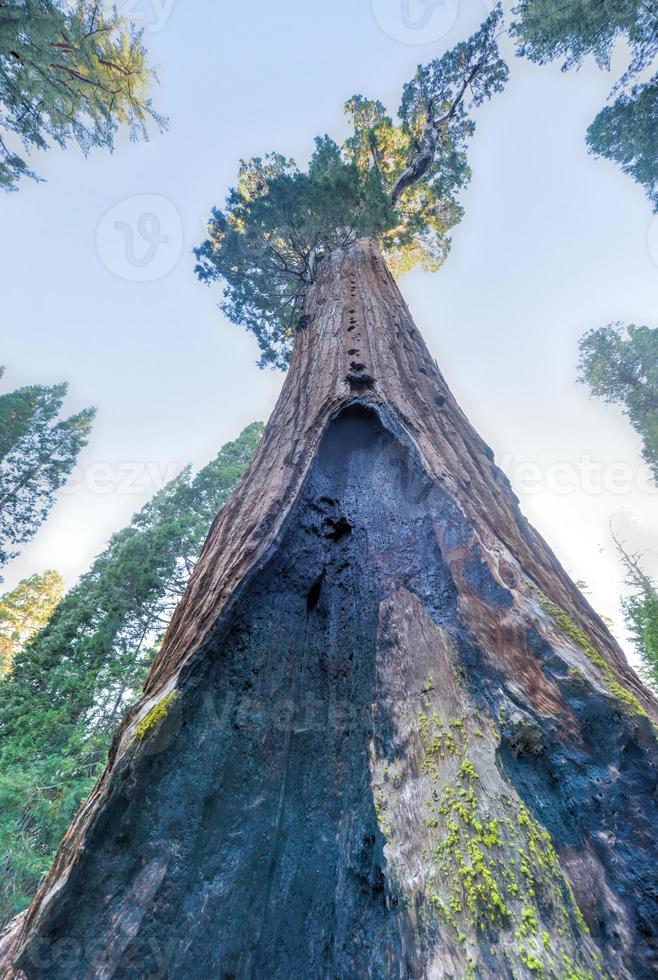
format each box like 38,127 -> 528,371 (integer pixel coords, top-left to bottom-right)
0,0 -> 165,190
513,0 -> 658,209
0,368 -> 47,459
578,323 -> 658,483
586,77 -> 658,211
2,9 -> 658,979
0,378 -> 95,571
613,532 -> 658,695
0,422 -> 262,925
0,569 -> 63,675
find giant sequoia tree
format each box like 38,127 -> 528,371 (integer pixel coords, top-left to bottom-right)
2,8 -> 658,979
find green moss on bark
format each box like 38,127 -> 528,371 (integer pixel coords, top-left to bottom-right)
135,692 -> 178,740
536,592 -> 646,718
416,722 -> 604,978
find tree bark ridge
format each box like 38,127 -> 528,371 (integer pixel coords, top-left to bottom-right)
2,238 -> 657,979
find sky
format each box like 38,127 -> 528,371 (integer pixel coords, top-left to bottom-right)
1,0 -> 656,668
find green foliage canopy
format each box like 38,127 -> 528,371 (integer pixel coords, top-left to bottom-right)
196,144 -> 398,370
513,0 -> 658,209
578,324 -> 658,482
0,421 -> 262,924
0,569 -> 63,675
0,0 -> 165,190
586,78 -> 658,211
0,377 -> 95,570
513,0 -> 656,75
613,533 -> 658,694
194,7 -> 508,369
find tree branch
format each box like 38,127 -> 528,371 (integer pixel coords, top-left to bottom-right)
391,64 -> 482,203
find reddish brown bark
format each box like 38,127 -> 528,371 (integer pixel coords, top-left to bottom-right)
148,238 -> 653,712
2,239 -> 657,979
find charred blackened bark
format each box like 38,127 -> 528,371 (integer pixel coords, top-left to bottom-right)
2,240 -> 658,979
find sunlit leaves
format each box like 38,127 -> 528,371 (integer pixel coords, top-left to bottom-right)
0,0 -> 165,189
0,570 -> 63,675
196,5 -> 508,369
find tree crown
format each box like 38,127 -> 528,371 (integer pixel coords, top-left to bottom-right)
194,6 -> 508,369
0,379 -> 95,570
0,0 -> 165,189
513,0 -> 658,209
578,323 -> 658,481
512,0 -> 657,79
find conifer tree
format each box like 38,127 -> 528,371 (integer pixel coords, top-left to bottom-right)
0,422 -> 262,924
513,0 -> 658,209
0,0 -> 165,189
0,569 -> 63,675
613,533 -> 658,695
0,377 -> 95,571
578,323 -> 658,483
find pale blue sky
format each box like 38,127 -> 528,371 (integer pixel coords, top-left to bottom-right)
1,0 -> 656,664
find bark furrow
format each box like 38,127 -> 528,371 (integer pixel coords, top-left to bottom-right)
2,239 -> 657,979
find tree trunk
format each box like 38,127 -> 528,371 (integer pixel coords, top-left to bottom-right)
2,239 -> 658,979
